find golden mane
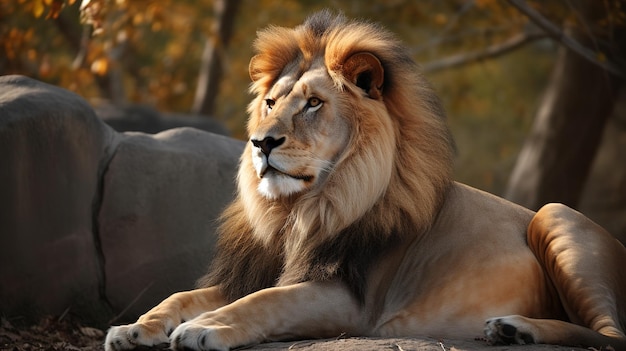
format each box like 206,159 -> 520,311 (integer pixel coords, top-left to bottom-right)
200,11 -> 455,302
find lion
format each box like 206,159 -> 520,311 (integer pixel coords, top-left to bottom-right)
105,11 -> 626,351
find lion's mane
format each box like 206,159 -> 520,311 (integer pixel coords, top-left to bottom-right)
200,11 -> 455,303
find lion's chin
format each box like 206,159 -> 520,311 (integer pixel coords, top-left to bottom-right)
257,172 -> 310,200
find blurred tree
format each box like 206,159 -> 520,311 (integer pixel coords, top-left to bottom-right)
505,0 -> 626,210
191,0 -> 241,116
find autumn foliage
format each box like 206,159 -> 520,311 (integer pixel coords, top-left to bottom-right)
1,0 -> 625,195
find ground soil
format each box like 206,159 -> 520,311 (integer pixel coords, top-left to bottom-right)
0,316 -> 104,351
0,315 -> 593,351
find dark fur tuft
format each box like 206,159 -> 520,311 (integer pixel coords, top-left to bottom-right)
302,9 -> 345,37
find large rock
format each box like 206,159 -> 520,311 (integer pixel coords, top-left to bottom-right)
0,75 -> 243,326
100,129 -> 242,322
0,75 -> 117,323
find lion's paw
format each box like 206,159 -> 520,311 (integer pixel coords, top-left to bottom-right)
104,321 -> 171,351
170,321 -> 235,351
484,315 -> 536,345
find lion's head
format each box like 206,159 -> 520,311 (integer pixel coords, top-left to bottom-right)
236,11 -> 454,249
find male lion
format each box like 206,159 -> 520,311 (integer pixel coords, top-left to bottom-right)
105,11 -> 626,351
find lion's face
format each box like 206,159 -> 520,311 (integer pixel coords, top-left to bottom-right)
247,61 -> 351,199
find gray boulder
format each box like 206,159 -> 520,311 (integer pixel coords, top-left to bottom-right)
0,75 -> 117,324
0,75 -> 243,326
95,103 -> 231,136
100,129 -> 241,322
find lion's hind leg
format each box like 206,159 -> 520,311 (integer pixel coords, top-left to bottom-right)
486,203 -> 626,350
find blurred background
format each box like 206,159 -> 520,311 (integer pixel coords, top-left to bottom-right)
2,0 -> 625,239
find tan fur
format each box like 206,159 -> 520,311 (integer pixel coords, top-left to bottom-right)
105,11 -> 626,351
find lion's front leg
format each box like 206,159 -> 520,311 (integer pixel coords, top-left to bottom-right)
169,281 -> 363,351
105,286 -> 227,351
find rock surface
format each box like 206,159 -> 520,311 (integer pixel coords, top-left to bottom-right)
0,75 -> 242,326
0,315 -> 590,351
0,75 -> 115,323
100,128 -> 241,321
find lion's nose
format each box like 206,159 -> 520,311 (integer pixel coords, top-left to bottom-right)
251,136 -> 285,156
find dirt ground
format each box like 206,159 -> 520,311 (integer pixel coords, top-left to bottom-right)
0,315 -> 594,351
0,316 -> 105,351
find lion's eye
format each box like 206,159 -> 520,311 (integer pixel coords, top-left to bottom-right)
306,97 -> 323,112
308,97 -> 321,107
265,98 -> 275,110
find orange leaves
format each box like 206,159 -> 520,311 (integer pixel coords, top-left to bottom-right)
3,28 -> 33,61
90,57 -> 109,76
433,13 -> 448,26
30,0 -> 73,19
80,0 -> 107,35
32,0 -> 45,17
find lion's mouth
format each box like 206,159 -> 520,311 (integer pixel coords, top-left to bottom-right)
261,165 -> 314,182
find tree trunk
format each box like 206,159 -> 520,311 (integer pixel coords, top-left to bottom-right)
505,20 -> 623,210
578,88 -> 626,244
191,0 -> 240,116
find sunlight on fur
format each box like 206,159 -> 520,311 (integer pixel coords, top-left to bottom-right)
105,10 -> 626,351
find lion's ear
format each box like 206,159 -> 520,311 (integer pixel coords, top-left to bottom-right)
249,55 -> 262,82
342,52 -> 384,99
